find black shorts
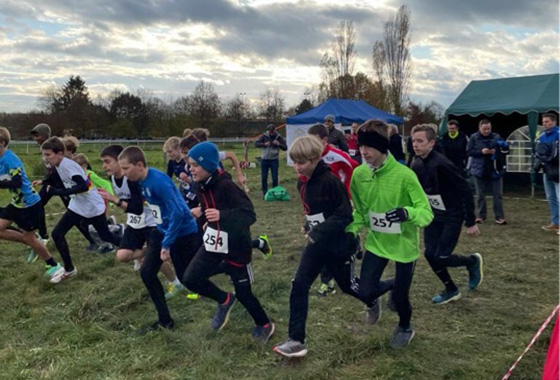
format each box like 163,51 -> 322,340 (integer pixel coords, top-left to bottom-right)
119,225 -> 157,251
0,202 -> 45,232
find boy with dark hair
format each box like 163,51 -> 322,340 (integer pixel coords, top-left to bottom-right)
273,136 -> 364,358
118,146 -> 201,332
164,137 -> 198,208
0,127 -> 62,278
99,145 -> 190,299
410,124 -> 483,304
41,137 -> 122,284
183,142 -> 274,342
347,120 -> 433,349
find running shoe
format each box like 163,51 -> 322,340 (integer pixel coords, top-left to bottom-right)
45,263 -> 63,278
165,283 -> 186,299
432,288 -> 461,304
273,339 -> 308,358
138,319 -> 174,335
365,298 -> 382,325
258,234 -> 272,259
468,253 -> 484,290
317,279 -> 336,297
390,325 -> 415,349
252,322 -> 275,343
211,293 -> 236,330
50,267 -> 78,284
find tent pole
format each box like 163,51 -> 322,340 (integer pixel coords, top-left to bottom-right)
527,112 -> 539,198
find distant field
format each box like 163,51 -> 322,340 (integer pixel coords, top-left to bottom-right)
0,143 -> 557,380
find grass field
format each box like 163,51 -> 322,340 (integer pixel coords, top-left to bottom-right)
0,142 -> 558,380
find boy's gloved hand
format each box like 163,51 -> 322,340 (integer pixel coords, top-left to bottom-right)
385,208 -> 408,222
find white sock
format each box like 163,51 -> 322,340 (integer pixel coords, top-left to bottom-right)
172,277 -> 181,286
258,239 -> 265,249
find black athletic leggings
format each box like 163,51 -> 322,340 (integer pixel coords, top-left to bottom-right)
39,185 -> 95,244
359,252 -> 415,329
140,230 -> 201,325
424,220 -> 475,291
52,209 -> 122,271
288,243 -> 362,343
183,247 -> 270,327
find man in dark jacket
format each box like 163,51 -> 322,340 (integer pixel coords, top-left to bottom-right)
467,119 -> 509,225
534,113 -> 559,231
324,114 -> 349,153
254,124 -> 287,196
388,124 -> 406,164
441,120 -> 469,174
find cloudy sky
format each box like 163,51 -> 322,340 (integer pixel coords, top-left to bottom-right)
1,0 -> 558,113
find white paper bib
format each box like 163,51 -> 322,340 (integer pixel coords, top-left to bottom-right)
369,211 -> 401,234
203,227 -> 229,254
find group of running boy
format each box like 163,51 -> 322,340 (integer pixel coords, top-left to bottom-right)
0,120 -> 483,357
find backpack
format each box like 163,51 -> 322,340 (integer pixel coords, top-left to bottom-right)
264,186 -> 291,202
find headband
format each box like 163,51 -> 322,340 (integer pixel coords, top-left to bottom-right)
357,129 -> 389,154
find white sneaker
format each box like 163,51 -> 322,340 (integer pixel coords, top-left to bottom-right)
50,267 -> 78,284
133,259 -> 142,271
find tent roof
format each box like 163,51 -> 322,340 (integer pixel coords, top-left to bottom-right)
445,73 -> 559,117
286,98 -> 403,125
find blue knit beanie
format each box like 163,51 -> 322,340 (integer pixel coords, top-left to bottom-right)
188,142 -> 220,173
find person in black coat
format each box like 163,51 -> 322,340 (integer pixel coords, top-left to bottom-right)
440,120 -> 469,174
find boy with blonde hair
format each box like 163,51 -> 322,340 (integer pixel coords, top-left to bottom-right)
274,136 -> 364,357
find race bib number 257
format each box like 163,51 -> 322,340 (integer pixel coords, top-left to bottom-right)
369,212 -> 401,234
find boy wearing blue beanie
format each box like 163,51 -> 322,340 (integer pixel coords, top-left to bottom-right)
183,142 -> 274,343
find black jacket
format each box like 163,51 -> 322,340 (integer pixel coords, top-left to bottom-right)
327,128 -> 349,153
195,170 -> 256,265
297,161 -> 353,254
411,150 -> 476,227
389,134 -> 406,162
441,132 -> 469,171
254,132 -> 287,160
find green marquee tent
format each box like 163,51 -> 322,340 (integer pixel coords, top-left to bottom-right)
441,73 -> 558,138
441,73 -> 559,191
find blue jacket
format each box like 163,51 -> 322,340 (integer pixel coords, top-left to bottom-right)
140,168 -> 198,249
467,132 -> 509,179
535,126 -> 559,182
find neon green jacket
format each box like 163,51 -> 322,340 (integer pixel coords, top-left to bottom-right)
86,170 -> 114,195
346,154 -> 433,263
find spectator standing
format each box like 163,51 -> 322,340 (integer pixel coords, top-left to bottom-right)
324,115 -> 349,152
254,124 -> 287,196
534,113 -> 559,231
467,119 -> 509,225
441,120 -> 469,174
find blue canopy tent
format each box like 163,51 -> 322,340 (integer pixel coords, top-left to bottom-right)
286,98 -> 403,125
285,99 -> 403,163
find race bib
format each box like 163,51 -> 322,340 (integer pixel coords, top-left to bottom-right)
186,192 -> 197,200
203,227 -> 229,254
305,213 -> 325,230
349,149 -> 357,156
149,204 -> 163,224
127,213 -> 146,228
369,212 -> 401,234
427,194 -> 446,211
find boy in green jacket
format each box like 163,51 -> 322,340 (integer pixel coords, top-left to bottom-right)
346,120 -> 433,349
